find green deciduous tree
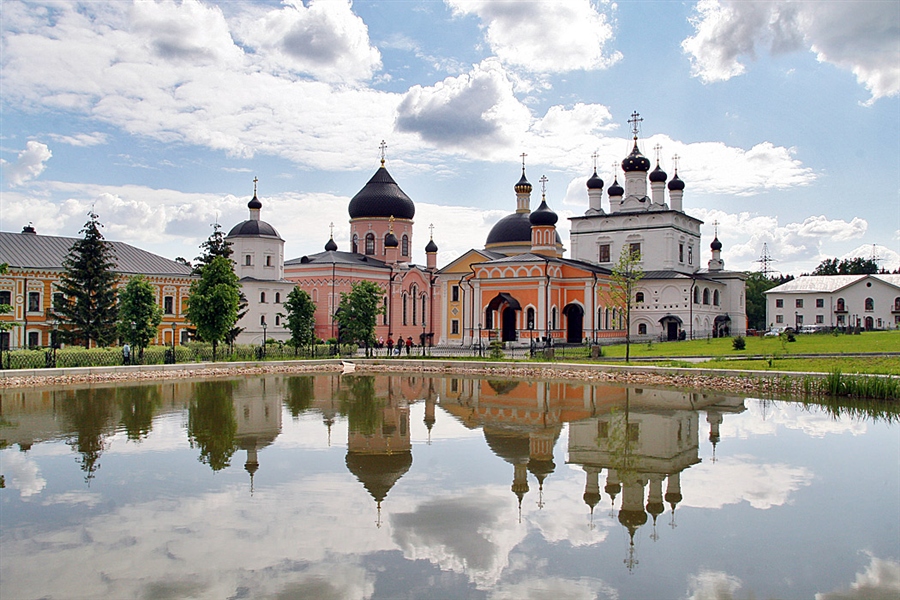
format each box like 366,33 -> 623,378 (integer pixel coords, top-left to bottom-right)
334,281 -> 383,357
54,213 -> 119,348
811,257 -> 879,275
283,287 -> 317,351
610,246 -> 644,363
185,255 -> 241,361
192,223 -> 233,275
117,276 -> 163,355
745,272 -> 780,331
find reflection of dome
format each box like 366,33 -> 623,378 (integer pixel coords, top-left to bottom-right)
486,212 -> 562,246
584,490 -> 601,508
647,501 -> 665,519
528,457 -> 555,483
618,508 -> 648,529
346,452 -> 413,503
483,428 -> 530,464
228,219 -> 280,238
348,167 -> 415,220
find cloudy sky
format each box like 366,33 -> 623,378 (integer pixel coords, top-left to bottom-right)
1,0 -> 898,274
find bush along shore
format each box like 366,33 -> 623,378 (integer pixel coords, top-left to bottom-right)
0,358 -> 897,401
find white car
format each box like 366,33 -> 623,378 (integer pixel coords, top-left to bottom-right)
764,327 -> 793,337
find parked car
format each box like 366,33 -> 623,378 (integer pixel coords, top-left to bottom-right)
764,326 -> 794,337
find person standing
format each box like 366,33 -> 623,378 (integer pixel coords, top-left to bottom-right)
122,343 -> 131,365
405,336 -> 413,356
387,336 -> 394,357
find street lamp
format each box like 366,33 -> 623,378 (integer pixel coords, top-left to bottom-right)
477,321 -> 482,357
171,321 -> 177,364
422,319 -> 426,356
52,318 -> 59,367
262,321 -> 268,357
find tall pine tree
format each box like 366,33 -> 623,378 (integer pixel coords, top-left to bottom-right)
192,222 -> 233,275
54,212 -> 119,348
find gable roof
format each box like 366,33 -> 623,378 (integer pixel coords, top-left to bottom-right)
765,274 -> 900,294
0,231 -> 192,277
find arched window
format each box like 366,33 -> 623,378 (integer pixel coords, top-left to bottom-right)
275,292 -> 281,303
551,307 -> 557,330
693,287 -> 700,304
422,295 -> 427,325
527,307 -> 535,330
865,297 -> 874,311
260,292 -> 266,303
402,234 -> 409,257
275,315 -> 281,326
411,285 -> 418,324
837,297 -> 845,311
485,309 -> 493,330
402,294 -> 408,325
713,290 -> 720,306
352,234 -> 359,254
702,288 -> 710,305
244,255 -> 252,266
260,315 -> 266,326
365,233 -> 375,255
383,297 -> 388,325
635,292 -> 645,303
638,323 -> 647,335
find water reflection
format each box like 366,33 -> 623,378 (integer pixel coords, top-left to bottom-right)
1,373 -> 898,599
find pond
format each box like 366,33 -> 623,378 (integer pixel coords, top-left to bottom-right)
1,373 -> 898,599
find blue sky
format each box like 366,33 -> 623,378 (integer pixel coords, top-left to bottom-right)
2,0 -> 898,274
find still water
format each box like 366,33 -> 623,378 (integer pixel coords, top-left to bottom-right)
1,373 -> 898,599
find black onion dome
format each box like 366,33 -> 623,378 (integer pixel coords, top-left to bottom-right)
622,143 -> 651,172
385,232 -> 399,248
227,219 -> 281,238
348,167 -> 415,220
248,194 -> 262,209
710,237 -> 722,251
608,177 -> 624,196
486,212 -> 562,246
586,170 -> 604,190
514,171 -> 532,194
325,237 -> 338,251
529,200 -> 558,226
668,172 -> 685,191
649,163 -> 667,183
425,238 -> 438,253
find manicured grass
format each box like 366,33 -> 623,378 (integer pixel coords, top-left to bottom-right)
600,330 -> 900,358
649,356 -> 900,376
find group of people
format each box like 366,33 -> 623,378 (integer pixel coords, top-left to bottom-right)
376,336 -> 416,357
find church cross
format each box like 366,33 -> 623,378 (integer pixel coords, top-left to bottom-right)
428,223 -> 434,239
253,176 -> 258,196
712,219 -> 719,237
520,152 -> 527,171
628,111 -> 643,140
539,175 -> 548,198
672,153 -> 680,171
653,144 -> 662,163
591,151 -> 599,172
329,221 -> 334,239
379,140 -> 387,165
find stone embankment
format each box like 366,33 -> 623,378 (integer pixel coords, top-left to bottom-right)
0,358 -> 840,399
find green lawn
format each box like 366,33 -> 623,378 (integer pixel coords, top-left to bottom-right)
646,356 -> 900,376
600,330 -> 900,358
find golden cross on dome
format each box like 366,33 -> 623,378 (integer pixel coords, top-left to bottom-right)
654,144 -> 663,162
520,152 -> 527,172
388,215 -> 395,233
713,219 -> 719,237
379,140 -> 387,166
253,176 -> 258,196
539,175 -> 548,198
672,154 -> 680,171
611,161 -> 618,179
329,222 -> 334,239
591,151 -> 599,172
628,111 -> 643,140
428,223 -> 434,239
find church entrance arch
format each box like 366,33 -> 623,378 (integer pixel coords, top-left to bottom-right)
658,315 -> 683,341
502,308 -> 517,342
563,303 -> 584,344
486,293 -> 521,343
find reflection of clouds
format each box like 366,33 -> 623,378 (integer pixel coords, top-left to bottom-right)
722,400 -> 867,440
1,450 -> 46,497
391,492 -> 524,586
105,413 -> 192,454
686,569 -> 743,600
0,474 -> 391,600
683,455 -> 812,509
816,553 -> 900,600
490,576 -> 619,600
526,469 -> 610,548
41,491 -> 103,507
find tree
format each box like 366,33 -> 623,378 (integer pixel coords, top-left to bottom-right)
54,212 -> 119,348
334,281 -> 383,357
117,276 -> 163,355
744,272 -> 781,330
283,287 -> 317,351
812,257 -> 879,275
610,246 -> 644,363
192,223 -> 233,275
185,255 -> 241,361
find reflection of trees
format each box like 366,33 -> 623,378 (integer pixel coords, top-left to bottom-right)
339,376 -> 383,436
801,397 -> 900,424
117,385 -> 161,441
188,381 -> 238,472
61,388 -> 117,483
285,376 -> 315,417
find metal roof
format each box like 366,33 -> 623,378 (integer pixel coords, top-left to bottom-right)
285,250 -> 391,269
0,231 -> 193,276
766,274 -> 900,294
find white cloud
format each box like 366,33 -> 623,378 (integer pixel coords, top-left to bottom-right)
130,0 -> 243,66
1,450 -> 47,497
842,244 -> 900,273
490,576 -> 619,600
1,140 -> 52,186
682,0 -> 900,102
47,132 -> 109,147
685,569 -> 744,600
816,553 -> 900,600
682,454 -> 813,510
446,0 -> 621,73
233,0 -> 381,82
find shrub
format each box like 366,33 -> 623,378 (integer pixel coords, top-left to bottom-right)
732,336 -> 746,351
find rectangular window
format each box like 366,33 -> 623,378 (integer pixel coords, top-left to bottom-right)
629,243 -> 641,259
244,255 -> 252,266
816,314 -> 824,324
598,421 -> 609,439
451,320 -> 459,335
679,243 -> 684,262
164,296 -> 174,314
796,299 -> 803,308
598,244 -> 610,262
451,285 -> 459,302
627,423 -> 640,442
837,315 -> 845,325
776,315 -> 784,323
27,292 -> 40,313
776,299 -> 783,308
0,291 -> 10,309
816,298 -> 824,308
28,331 -> 39,348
